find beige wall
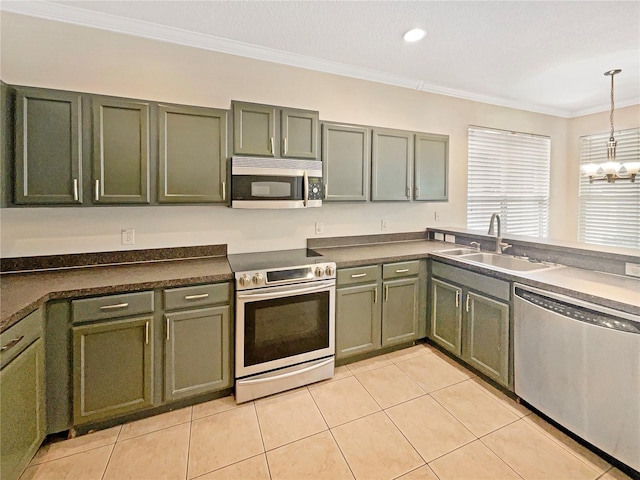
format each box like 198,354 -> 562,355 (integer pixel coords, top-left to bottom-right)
1,12 -> 637,257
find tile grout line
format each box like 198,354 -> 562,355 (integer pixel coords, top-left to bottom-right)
477,427 -> 530,480
99,441 -> 117,480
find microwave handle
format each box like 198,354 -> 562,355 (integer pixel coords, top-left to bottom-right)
303,170 -> 309,207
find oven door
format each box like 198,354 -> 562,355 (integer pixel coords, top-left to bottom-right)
236,279 -> 335,378
231,174 -> 306,208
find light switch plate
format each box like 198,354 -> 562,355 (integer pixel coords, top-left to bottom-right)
121,228 -> 135,245
625,262 -> 640,278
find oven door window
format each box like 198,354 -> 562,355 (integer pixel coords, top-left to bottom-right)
244,291 -> 329,367
232,175 -> 303,200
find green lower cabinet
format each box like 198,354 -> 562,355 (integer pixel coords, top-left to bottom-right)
0,339 -> 45,480
164,306 -> 231,401
381,277 -> 419,347
430,278 -> 463,356
464,291 -> 509,386
336,283 -> 381,360
72,316 -> 153,425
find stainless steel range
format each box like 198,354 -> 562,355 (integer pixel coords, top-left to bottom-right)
227,249 -> 336,403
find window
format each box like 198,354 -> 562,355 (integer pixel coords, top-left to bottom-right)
467,127 -> 550,237
578,127 -> 640,249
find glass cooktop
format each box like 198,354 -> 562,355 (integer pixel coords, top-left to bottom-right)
227,248 -> 326,273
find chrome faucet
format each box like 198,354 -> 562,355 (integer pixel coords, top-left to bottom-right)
488,213 -> 511,253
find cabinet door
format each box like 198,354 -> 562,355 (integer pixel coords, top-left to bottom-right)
464,291 -> 510,386
336,283 -> 381,360
72,316 -> 153,425
414,133 -> 448,201
382,277 -> 419,347
281,108 -> 318,159
92,97 -> 150,204
321,123 -> 369,201
158,105 -> 228,203
1,82 -> 14,208
14,88 -> 82,204
430,278 -> 462,355
371,129 -> 412,201
0,339 -> 45,480
164,306 -> 231,401
232,102 -> 276,156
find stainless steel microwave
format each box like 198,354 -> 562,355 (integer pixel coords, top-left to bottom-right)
230,157 -> 323,209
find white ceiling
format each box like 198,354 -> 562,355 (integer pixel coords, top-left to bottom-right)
2,1 -> 639,117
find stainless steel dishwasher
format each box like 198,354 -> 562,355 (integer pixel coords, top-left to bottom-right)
514,284 -> 640,473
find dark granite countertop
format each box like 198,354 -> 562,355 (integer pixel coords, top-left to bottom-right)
1,256 -> 232,332
316,238 -> 640,316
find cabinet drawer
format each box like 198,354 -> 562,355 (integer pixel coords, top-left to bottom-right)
72,291 -> 154,324
337,265 -> 380,286
164,283 -> 230,311
1,308 -> 43,369
431,261 -> 510,301
383,261 -> 420,280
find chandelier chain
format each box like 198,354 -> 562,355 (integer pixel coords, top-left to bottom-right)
610,73 -> 615,140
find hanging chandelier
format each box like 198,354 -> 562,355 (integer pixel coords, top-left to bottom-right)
581,69 -> 639,183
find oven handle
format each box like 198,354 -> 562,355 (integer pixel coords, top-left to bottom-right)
237,357 -> 334,385
237,281 -> 334,300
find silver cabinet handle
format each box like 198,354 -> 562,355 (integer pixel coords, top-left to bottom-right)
221,181 -> 226,201
184,293 -> 209,300
283,137 -> 288,154
145,321 -> 150,345
373,287 -> 378,304
384,284 -> 389,301
1,335 -> 24,352
415,186 -> 420,199
395,268 -> 410,273
269,137 -> 274,154
99,303 -> 129,311
303,170 -> 309,207
351,273 -> 367,278
323,182 -> 328,200
455,290 -> 460,308
94,179 -> 100,202
166,318 -> 170,341
73,178 -> 79,201
406,186 -> 411,198
466,294 -> 471,312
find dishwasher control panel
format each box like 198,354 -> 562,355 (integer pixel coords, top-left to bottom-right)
515,287 -> 640,334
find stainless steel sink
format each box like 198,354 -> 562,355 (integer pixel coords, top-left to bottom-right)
433,248 -> 479,256
459,252 -> 552,272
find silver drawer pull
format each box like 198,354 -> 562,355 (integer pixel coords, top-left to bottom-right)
73,178 -> 79,201
184,293 -> 209,301
99,303 -> 129,311
1,335 -> 24,352
395,269 -> 410,273
351,273 -> 367,278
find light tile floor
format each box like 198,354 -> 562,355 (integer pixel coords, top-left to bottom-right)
21,343 -> 635,480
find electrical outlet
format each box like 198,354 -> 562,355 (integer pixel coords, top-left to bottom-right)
381,219 -> 389,231
434,211 -> 441,222
315,222 -> 324,234
625,262 -> 640,278
121,228 -> 135,245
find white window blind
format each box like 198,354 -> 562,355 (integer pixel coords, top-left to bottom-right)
467,127 -> 550,237
578,127 -> 640,249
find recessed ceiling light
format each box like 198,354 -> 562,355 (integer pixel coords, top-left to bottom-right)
403,28 -> 426,42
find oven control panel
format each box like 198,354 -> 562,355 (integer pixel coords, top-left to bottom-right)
235,262 -> 336,290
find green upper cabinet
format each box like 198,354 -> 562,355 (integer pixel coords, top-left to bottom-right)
92,97 -> 150,204
321,122 -> 370,201
232,101 -> 319,159
414,133 -> 448,201
158,104 -> 228,203
371,128 -> 413,201
14,87 -> 83,205
281,108 -> 318,159
232,101 -> 276,157
1,82 -> 14,208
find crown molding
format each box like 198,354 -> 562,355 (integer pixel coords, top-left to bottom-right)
2,1 -> 579,118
